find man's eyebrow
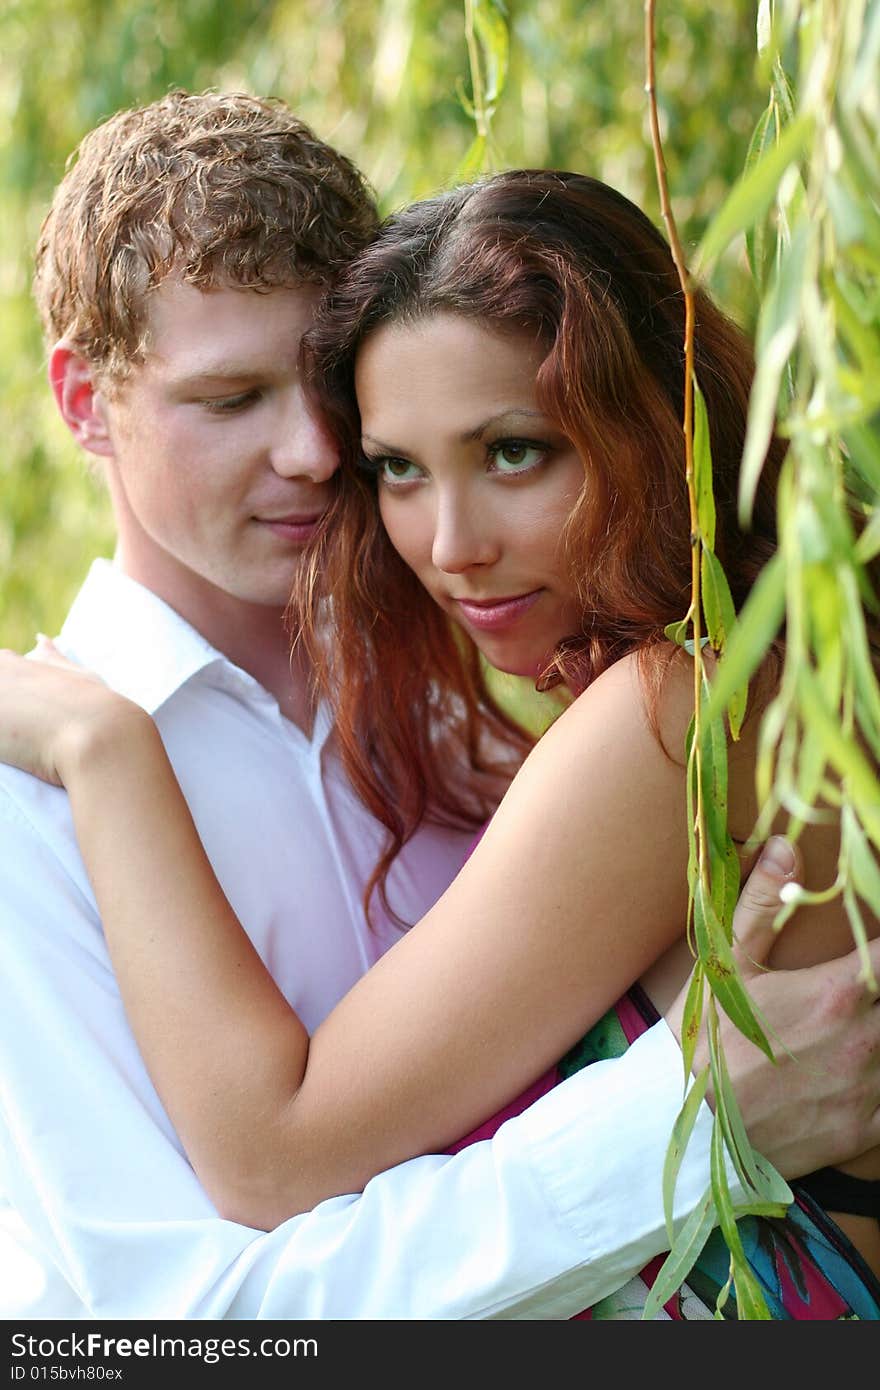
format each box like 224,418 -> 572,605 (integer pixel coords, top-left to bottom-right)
170,368 -> 265,388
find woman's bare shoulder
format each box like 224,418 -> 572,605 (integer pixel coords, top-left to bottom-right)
476,648 -> 695,900
535,646 -> 694,768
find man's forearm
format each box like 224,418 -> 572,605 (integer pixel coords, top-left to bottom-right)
2,791 -> 726,1319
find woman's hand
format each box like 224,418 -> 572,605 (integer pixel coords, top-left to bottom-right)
0,638 -> 147,787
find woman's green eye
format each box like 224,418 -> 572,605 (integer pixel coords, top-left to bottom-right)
377,457 -> 422,484
357,453 -> 421,484
492,440 -> 545,472
385,458 -> 415,478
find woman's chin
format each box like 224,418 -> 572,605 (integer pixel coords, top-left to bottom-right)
477,645 -> 550,684
451,613 -> 562,682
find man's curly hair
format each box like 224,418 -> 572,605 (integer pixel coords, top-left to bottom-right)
33,89 -> 379,380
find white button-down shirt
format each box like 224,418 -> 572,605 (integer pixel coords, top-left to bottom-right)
0,559 -> 726,1319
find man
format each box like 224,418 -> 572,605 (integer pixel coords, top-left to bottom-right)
1,89 -> 878,1320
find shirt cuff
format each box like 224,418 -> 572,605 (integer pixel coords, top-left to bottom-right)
487,1019 -> 742,1315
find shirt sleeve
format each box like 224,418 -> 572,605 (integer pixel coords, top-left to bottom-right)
0,782 -> 729,1320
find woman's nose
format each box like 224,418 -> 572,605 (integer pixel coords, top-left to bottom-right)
431,492 -> 500,574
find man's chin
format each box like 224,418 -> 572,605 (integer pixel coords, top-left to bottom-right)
244,563 -> 311,612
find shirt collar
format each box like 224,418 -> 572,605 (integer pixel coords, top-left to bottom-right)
58,559 -> 335,753
58,559 -> 236,715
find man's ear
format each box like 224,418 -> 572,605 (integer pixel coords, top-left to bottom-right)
48,343 -> 115,459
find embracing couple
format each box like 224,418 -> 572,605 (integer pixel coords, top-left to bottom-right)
1,90 -> 879,1321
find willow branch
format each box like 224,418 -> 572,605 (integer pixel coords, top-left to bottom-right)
464,0 -> 488,139
645,0 -> 708,889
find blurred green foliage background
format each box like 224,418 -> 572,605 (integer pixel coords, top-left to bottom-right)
2,0 -> 768,660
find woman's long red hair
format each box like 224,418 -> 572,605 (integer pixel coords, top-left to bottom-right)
294,171 -> 785,923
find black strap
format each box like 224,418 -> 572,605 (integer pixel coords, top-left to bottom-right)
796,1167 -> 880,1219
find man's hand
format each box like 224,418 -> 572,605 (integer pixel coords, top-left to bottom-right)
667,836 -> 880,1181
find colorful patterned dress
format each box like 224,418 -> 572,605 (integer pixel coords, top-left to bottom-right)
448,985 -> 880,1320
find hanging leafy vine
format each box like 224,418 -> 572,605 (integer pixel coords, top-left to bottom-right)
457,0 -> 510,177
644,0 -> 880,1319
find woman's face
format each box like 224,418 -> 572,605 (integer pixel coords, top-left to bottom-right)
354,313 -> 586,680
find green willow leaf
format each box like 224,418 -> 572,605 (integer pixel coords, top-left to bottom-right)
797,668 -> 880,844
698,708 -> 739,924
696,114 -> 812,274
664,615 -> 692,647
770,56 -> 796,124
710,1118 -> 773,1318
710,1007 -> 792,1206
705,551 -> 786,723
792,721 -> 830,828
732,1268 -> 774,1321
846,817 -> 880,899
846,422 -> 880,500
472,0 -> 509,109
842,884 -> 879,994
727,681 -> 748,743
754,691 -> 788,817
807,547 -> 846,615
642,1186 -> 715,1321
837,103 -> 880,192
737,1198 -> 798,1220
744,104 -> 774,287
705,571 -> 749,737
854,510 -> 880,564
685,717 -> 698,904
739,221 -> 813,523
833,282 -> 880,382
662,1064 -> 710,1245
693,379 -> 715,549
715,836 -> 741,931
701,547 -> 737,653
853,685 -> 880,765
842,806 -> 880,959
832,181 -> 876,259
699,696 -> 729,832
694,883 -> 775,1059
678,961 -> 705,1085
452,134 -> 487,182
749,1155 -> 795,1207
756,0 -> 772,56
841,571 -> 880,763
454,76 -> 476,120
845,0 -> 880,108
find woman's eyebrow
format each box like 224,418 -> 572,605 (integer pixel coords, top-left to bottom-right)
361,433 -> 406,453
362,410 -> 549,455
461,409 -> 547,442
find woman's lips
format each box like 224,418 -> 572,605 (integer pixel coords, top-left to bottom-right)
454,589 -> 543,632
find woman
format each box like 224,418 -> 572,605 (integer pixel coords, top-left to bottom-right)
3,171 -> 879,1318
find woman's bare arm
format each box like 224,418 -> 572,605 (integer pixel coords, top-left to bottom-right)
0,646 -> 695,1227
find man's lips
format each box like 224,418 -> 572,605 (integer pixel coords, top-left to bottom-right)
256,513 -> 324,543
453,589 -> 543,632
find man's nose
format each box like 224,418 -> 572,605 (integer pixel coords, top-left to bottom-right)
431,492 -> 499,574
269,390 -> 339,484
